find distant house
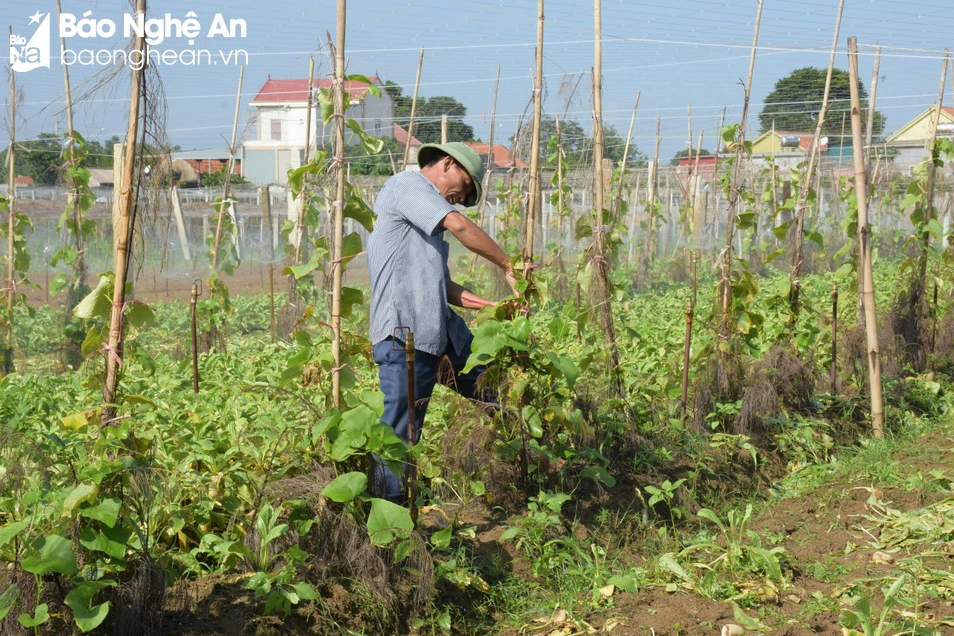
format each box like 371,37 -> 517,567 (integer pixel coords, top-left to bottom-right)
86,168 -> 114,188
14,175 -> 33,187
749,130 -> 829,169
393,124 -> 423,164
677,154 -> 717,179
464,143 -> 528,170
243,75 -> 394,186
886,106 -> 954,169
170,149 -> 240,177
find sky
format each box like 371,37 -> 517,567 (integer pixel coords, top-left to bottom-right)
2,0 -> 952,164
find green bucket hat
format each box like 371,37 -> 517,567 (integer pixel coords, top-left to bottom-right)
417,142 -> 485,207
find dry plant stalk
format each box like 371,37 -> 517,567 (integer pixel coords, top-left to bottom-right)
847,36 -> 884,438
210,64 -> 244,270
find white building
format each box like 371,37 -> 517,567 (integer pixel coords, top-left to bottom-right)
243,75 -> 394,186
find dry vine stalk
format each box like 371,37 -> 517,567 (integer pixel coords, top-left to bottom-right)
3,40 -> 16,374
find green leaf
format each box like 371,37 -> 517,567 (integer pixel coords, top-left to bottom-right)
343,194 -> 376,232
340,287 -> 364,319
79,497 -> 121,527
805,230 -> 824,249
49,273 -> 70,296
81,327 -> 103,358
657,553 -> 690,581
62,482 -> 98,517
65,580 -> 117,632
546,352 -> 581,389
0,521 -> 29,548
61,411 -> 90,431
74,274 -> 113,320
523,405 -> 543,438
18,603 -> 49,628
79,524 -> 131,559
607,575 -> 638,594
292,582 -> 318,601
22,534 -> 78,576
730,601 -> 771,632
367,498 -> 414,546
345,74 -> 382,97
0,584 -> 18,622
430,525 -> 453,550
834,262 -> 854,280
124,301 -> 155,330
321,472 -> 368,503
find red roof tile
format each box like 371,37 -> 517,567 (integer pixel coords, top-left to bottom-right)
251,75 -> 379,103
465,143 -> 528,169
393,124 -> 422,146
773,131 -> 829,152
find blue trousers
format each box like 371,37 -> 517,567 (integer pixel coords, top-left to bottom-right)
372,336 -> 487,502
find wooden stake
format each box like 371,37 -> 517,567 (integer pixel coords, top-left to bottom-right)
57,0 -> 86,298
831,283 -> 838,393
191,282 -> 200,393
613,92 -> 640,218
440,113 -> 449,144
102,0 -> 146,421
402,48 -> 424,171
525,0 -> 545,260
592,5 -> 605,224
848,36 -> 884,438
211,64 -> 245,269
790,0 -> 845,323
4,34 -> 15,373
294,57 -> 316,266
331,0 -> 347,407
720,0 -> 763,325
648,116 -> 661,257
476,65 -> 501,226
864,46 -> 882,172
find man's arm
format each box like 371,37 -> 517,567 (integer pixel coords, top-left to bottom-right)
446,279 -> 494,309
440,211 -> 517,292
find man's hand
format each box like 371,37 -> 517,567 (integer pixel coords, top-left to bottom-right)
505,266 -> 519,296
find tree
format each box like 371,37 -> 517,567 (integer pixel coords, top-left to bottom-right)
385,81 -> 474,144
670,148 -> 712,166
758,67 -> 885,138
0,132 -> 63,185
348,136 -> 403,176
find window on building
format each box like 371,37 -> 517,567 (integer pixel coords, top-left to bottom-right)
271,120 -> 282,141
374,120 -> 381,136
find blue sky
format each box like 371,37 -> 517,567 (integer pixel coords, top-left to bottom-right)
3,0 -> 952,163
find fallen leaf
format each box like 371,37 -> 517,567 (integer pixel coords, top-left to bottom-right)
599,584 -> 615,599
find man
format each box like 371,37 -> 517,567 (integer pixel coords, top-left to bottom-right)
367,142 -> 516,503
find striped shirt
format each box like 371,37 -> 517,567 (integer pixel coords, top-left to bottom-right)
367,171 -> 471,357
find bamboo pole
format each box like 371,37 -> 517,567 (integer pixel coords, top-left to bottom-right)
592,9 -> 605,225
440,114 -> 448,145
790,0 -> 845,322
720,0 -> 763,324
476,65 -> 501,225
690,131 -> 705,244
57,0 -> 86,297
401,48 -> 424,171
831,283 -> 838,393
102,0 -> 146,420
211,64 -> 245,269
294,57 -> 316,266
525,0 -> 545,259
920,50 -> 949,271
613,92 -> 640,218
847,36 -> 884,439
864,46 -> 882,172
331,0 -> 347,407
4,33 -> 15,373
648,117 -> 662,258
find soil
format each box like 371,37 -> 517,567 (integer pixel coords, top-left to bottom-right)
146,425 -> 954,635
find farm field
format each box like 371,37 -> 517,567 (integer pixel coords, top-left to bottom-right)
5,250 -> 954,634
5,0 -> 954,633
